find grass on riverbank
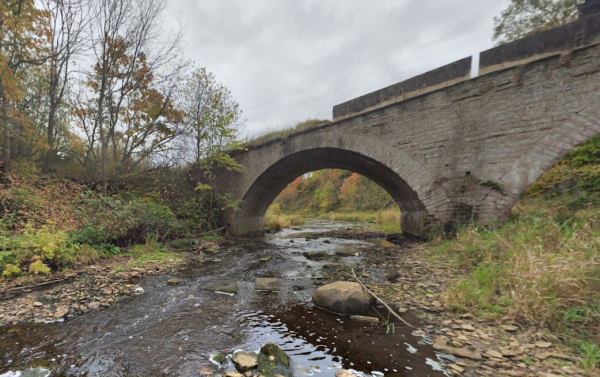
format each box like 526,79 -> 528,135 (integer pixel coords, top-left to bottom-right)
319,210 -> 401,232
431,194 -> 600,365
264,209 -> 401,233
264,212 -> 305,232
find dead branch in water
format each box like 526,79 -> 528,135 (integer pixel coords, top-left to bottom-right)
348,268 -> 415,328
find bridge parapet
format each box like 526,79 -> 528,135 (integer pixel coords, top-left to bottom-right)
332,57 -> 472,121
480,12 -> 600,75
333,12 -> 600,121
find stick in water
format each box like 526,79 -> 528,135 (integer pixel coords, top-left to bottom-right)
349,268 -> 415,328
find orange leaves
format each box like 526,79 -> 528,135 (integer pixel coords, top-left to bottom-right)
339,172 -> 361,201
279,176 -> 303,200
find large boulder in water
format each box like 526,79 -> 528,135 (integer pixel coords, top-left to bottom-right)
257,343 -> 292,377
312,281 -> 374,315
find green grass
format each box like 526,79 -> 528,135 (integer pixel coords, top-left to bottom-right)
580,342 -> 600,371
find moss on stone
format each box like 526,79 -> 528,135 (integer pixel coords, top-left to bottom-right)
211,353 -> 228,366
257,343 -> 291,377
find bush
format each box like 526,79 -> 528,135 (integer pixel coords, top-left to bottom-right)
29,260 -> 50,276
73,193 -> 183,245
0,223 -> 107,277
2,263 -> 21,278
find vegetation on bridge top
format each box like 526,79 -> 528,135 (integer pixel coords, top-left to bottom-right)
243,118 -> 332,149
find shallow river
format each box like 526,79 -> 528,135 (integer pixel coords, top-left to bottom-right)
0,221 -> 447,377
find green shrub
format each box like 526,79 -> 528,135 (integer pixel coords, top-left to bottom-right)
74,193 -> 183,245
29,260 -> 50,276
2,263 -> 21,278
172,198 -> 215,235
0,223 -> 89,276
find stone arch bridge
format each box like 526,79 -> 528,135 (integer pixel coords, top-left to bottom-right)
218,11 -> 600,237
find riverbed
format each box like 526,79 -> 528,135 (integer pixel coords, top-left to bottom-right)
0,221 -> 448,377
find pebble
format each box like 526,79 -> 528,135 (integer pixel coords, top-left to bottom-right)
167,278 -> 182,286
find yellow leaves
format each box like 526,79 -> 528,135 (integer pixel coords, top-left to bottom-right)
194,183 -> 211,192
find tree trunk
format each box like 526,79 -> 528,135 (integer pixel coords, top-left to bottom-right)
2,107 -> 10,182
43,86 -> 57,174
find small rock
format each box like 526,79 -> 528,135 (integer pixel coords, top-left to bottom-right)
485,350 -> 504,359
88,302 -> 101,310
202,280 -> 238,294
461,324 -> 475,331
225,372 -> 244,377
167,278 -> 182,286
54,306 -> 69,319
33,302 -> 43,308
258,343 -> 292,377
335,370 -> 359,377
335,250 -> 356,257
232,351 -> 258,372
449,364 -> 465,373
303,252 -> 328,260
255,278 -> 281,292
433,340 -> 482,360
211,353 -> 228,366
501,349 -> 519,357
502,325 -> 519,332
534,342 -> 552,348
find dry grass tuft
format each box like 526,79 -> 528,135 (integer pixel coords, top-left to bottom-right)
264,212 -> 304,232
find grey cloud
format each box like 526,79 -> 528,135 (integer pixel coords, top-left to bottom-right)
164,0 -> 509,133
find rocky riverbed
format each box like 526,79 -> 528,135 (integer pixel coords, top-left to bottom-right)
0,220 -> 593,377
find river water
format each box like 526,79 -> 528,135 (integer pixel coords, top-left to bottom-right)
0,221 -> 447,377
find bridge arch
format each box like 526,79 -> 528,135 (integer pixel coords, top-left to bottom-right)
225,133 -> 453,237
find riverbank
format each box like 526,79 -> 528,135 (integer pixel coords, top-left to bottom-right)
357,239 -> 597,377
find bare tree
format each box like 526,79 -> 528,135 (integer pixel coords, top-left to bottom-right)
84,0 -> 183,195
41,0 -> 88,173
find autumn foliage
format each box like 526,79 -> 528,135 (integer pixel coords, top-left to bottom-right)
271,169 -> 396,215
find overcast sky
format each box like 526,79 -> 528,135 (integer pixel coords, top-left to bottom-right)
164,0 -> 510,135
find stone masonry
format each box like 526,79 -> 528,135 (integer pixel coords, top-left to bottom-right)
218,12 -> 600,237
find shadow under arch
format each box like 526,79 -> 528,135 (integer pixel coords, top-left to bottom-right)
231,147 -> 428,236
